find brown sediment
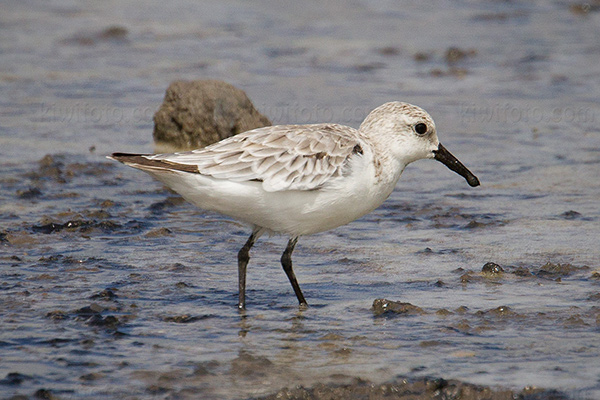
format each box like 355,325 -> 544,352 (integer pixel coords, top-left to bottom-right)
252,376 -> 568,400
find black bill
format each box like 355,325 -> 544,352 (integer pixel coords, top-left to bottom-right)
433,143 -> 480,187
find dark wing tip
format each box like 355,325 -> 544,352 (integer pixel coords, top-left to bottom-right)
108,152 -> 147,161
108,152 -> 199,174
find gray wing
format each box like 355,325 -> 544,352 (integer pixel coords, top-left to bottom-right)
147,124 -> 364,192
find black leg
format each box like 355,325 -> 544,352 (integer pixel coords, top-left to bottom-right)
237,231 -> 258,310
280,237 -> 307,307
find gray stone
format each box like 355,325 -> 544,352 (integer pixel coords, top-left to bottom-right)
153,80 -> 271,152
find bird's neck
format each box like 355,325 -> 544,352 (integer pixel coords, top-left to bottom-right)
370,143 -> 406,189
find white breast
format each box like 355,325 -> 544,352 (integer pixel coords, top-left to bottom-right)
147,146 -> 402,236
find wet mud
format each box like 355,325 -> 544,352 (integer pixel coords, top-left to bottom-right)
3,156 -> 598,399
254,377 -> 568,400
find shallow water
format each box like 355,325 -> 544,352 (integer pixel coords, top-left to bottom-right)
1,1 -> 600,399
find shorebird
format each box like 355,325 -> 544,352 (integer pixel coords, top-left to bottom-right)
109,101 -> 480,309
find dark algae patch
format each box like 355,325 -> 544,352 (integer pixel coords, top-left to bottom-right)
31,219 -> 122,234
455,262 -> 591,285
535,262 -> 589,279
372,299 -> 426,317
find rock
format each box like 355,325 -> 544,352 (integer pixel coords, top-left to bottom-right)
560,210 -> 582,219
0,372 -> 33,385
163,315 -> 210,323
45,310 -> 69,320
99,26 -> 128,41
88,315 -> 120,328
537,262 -> 588,278
482,262 -> 504,275
33,389 -> 58,400
444,47 -> 477,65
74,304 -> 104,320
372,299 -> 425,316
16,187 -> 43,199
230,351 -> 273,377
460,272 -> 474,283
63,25 -> 129,46
153,80 -> 271,152
89,288 -> 118,300
478,305 -> 518,318
512,266 -> 533,277
144,227 -> 172,238
148,196 -> 186,213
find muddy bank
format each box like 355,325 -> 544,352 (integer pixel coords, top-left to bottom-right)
1,376 -> 569,400
253,377 -> 568,400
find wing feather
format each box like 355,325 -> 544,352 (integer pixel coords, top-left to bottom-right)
147,123 -> 364,192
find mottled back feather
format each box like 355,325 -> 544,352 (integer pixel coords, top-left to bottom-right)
144,124 -> 364,192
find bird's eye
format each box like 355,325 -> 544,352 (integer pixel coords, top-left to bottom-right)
414,123 -> 428,135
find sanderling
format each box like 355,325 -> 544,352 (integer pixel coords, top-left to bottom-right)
109,101 -> 480,309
